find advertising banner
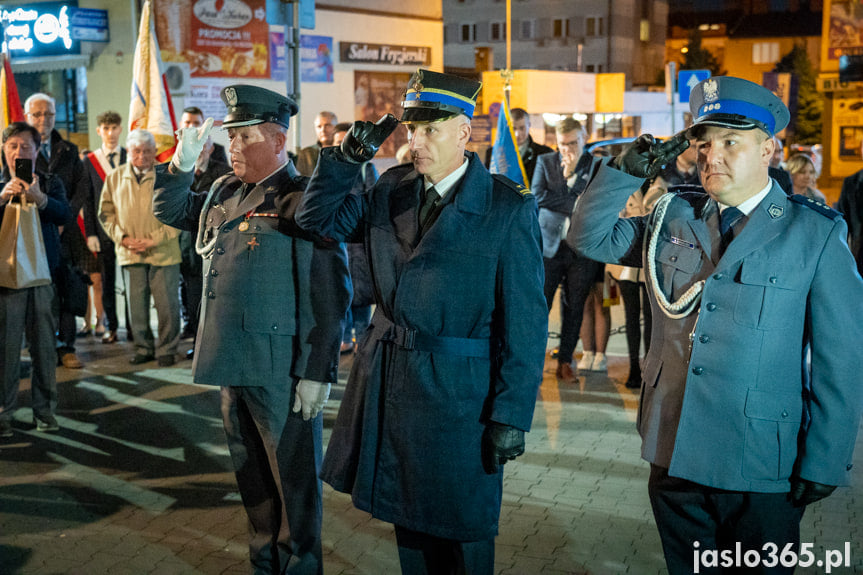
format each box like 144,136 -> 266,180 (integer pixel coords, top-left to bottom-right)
154,0 -> 269,78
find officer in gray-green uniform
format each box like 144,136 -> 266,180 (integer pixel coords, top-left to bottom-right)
569,76 -> 863,574
153,85 -> 349,575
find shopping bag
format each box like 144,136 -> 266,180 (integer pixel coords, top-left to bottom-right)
0,199 -> 52,289
602,272 -> 620,308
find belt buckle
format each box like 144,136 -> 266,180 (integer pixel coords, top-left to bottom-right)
401,327 -> 416,351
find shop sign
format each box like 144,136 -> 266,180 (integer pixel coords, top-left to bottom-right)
69,8 -> 108,42
339,42 -> 431,66
154,0 -> 269,79
0,2 -> 81,57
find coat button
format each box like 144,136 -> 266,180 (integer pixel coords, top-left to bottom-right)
781,410 -> 788,418
769,277 -> 778,284
207,291 -> 215,298
211,269 -> 219,276
713,273 -> 724,280
272,324 -> 278,331
255,225 -> 261,231
706,303 -> 717,311
692,366 -> 704,375
216,247 -> 225,255
670,255 -> 678,262
699,335 -> 710,343
848,464 -> 854,471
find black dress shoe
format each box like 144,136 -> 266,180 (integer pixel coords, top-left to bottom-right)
101,330 -> 118,344
129,354 -> 155,365
157,355 -> 175,367
77,327 -> 92,337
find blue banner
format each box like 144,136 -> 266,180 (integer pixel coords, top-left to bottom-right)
489,100 -> 527,188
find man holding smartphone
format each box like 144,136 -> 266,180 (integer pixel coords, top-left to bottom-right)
0,122 -> 71,438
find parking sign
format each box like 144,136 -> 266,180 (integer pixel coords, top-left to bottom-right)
678,70 -> 711,103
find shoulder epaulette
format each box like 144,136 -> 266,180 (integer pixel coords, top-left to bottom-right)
788,194 -> 841,220
492,174 -> 533,198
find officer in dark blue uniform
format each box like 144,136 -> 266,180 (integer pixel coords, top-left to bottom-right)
569,76 -> 863,574
297,70 -> 548,574
153,85 -> 349,575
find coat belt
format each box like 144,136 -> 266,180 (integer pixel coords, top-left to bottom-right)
376,314 -> 495,359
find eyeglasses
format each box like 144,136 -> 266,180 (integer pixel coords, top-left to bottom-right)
28,112 -> 56,119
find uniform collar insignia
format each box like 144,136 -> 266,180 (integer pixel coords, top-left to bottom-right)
767,203 -> 784,219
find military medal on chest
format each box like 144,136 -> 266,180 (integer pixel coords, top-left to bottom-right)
238,220 -> 249,232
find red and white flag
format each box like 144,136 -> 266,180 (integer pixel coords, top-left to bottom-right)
1,52 -> 25,133
129,0 -> 177,162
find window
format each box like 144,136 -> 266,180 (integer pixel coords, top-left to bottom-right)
752,42 -> 780,64
490,21 -> 506,42
520,19 -> 536,40
640,18 -> 650,42
553,18 -> 570,38
586,16 -> 604,37
461,23 -> 476,43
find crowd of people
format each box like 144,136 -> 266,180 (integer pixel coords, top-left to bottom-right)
1,69 -> 863,575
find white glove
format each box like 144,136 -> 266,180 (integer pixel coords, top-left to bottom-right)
87,235 -> 101,253
171,117 -> 215,172
292,379 -> 331,421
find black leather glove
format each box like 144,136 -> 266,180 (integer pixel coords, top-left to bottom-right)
612,132 -> 690,179
790,476 -> 836,507
340,113 -> 400,163
482,422 -> 525,475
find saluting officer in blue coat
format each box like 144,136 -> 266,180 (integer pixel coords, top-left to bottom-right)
297,70 -> 548,574
569,76 -> 863,574
153,86 -> 350,574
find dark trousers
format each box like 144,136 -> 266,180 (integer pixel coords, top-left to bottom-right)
179,231 -> 203,334
343,304 -> 372,344
394,525 -> 495,575
543,243 -> 602,361
221,385 -> 324,575
648,465 -> 805,574
99,242 -> 119,331
618,279 -> 651,368
1,284 -> 58,422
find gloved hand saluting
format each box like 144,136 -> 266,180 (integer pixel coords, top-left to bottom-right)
790,476 -> 836,507
482,422 -> 525,474
292,379 -> 332,421
340,113 -> 400,164
612,131 -> 690,179
171,117 -> 215,172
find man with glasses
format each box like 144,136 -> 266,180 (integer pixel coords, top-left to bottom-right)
531,117 -> 601,382
25,93 -> 90,369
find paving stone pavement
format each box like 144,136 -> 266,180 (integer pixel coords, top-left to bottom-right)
1,308 -> 861,574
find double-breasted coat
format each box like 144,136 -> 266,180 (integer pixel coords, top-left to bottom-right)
569,162 -> 863,493
152,163 -> 349,386
297,149 -> 548,541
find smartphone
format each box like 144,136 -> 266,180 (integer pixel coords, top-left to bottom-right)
14,158 -> 33,184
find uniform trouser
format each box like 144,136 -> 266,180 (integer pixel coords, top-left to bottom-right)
221,385 -> 324,575
123,263 -> 180,358
99,241 -> 119,331
394,525 -> 495,575
0,284 -> 58,422
542,243 -> 602,361
648,465 -> 805,574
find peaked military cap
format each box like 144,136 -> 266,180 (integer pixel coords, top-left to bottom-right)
688,76 -> 790,137
401,69 -> 482,124
220,85 -> 298,129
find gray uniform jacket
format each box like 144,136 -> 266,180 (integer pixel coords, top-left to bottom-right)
152,163 -> 349,386
569,162 -> 863,493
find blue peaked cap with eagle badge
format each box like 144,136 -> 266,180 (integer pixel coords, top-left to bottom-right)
220,84 -> 298,129
401,69 -> 483,124
688,76 -> 790,137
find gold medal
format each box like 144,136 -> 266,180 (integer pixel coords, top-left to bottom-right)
238,221 -> 249,231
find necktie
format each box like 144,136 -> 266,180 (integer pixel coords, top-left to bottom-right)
107,152 -> 116,168
418,186 -> 439,228
720,206 -> 744,250
41,143 -> 50,161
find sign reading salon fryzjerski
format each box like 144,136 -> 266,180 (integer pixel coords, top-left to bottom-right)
339,42 -> 430,66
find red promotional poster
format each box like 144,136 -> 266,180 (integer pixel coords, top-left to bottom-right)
154,0 -> 269,78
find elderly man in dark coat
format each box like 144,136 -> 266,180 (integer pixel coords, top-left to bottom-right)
153,85 -> 349,575
297,69 -> 548,574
